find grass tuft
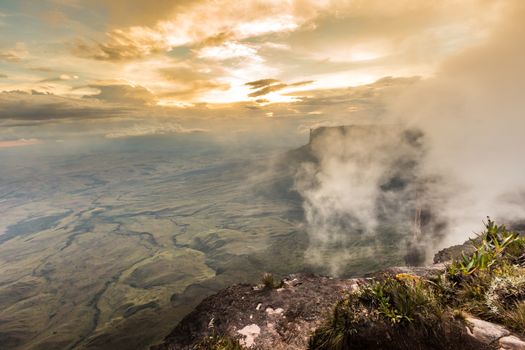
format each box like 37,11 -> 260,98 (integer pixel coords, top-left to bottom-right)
308,295 -> 360,350
193,334 -> 244,350
504,301 -> 525,332
261,272 -> 282,289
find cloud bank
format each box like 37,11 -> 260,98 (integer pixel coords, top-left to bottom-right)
294,0 -> 525,274
388,0 -> 525,246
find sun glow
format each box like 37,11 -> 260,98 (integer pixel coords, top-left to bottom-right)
235,15 -> 299,37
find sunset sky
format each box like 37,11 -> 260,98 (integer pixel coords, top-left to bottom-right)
0,0 -> 519,146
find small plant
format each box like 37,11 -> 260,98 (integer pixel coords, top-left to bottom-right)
504,301 -> 525,333
442,219 -> 525,328
261,272 -> 282,289
486,272 -> 525,314
308,295 -> 361,350
452,309 -> 466,321
447,218 -> 522,277
481,218 -> 519,254
359,276 -> 441,326
310,276 -> 448,349
361,279 -> 411,324
193,334 -> 244,350
454,271 -> 492,317
457,248 -> 496,275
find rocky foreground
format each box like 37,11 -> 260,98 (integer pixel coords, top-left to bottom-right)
152,274 -> 361,350
153,224 -> 525,350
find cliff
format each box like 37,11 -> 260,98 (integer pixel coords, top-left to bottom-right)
152,222 -> 525,349
151,126 -> 525,350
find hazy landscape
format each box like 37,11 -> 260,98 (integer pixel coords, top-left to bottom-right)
2,125 -> 436,349
1,1 -> 524,349
0,136 -> 309,349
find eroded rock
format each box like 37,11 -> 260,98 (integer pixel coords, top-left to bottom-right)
466,317 -> 510,344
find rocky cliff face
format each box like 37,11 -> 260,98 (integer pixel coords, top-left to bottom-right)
152,239 -> 525,350
152,274 -> 362,350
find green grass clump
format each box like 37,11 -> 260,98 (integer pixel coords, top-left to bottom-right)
447,218 -> 522,276
441,218 -> 525,333
309,218 -> 525,348
308,295 -> 360,350
310,275 -> 445,350
504,301 -> 525,332
261,272 -> 283,289
360,275 -> 441,325
193,334 -> 244,350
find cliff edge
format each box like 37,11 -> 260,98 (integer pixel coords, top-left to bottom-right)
152,221 -> 525,349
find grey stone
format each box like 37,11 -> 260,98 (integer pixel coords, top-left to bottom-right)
499,335 -> 525,350
466,317 -> 510,344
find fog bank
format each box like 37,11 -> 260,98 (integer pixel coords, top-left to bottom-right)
295,0 -> 525,274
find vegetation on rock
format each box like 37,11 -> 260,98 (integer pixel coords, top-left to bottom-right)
193,333 -> 244,350
309,218 -> 525,349
442,218 -> 525,333
261,272 -> 283,290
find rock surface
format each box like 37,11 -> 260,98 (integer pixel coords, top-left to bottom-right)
466,317 -> 510,345
151,274 -> 363,349
499,335 -> 525,350
152,246 -> 525,349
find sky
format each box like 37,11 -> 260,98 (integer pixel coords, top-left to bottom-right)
0,0 -> 517,147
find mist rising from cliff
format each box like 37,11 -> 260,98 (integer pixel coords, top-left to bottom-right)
294,1 -> 525,275
294,126 -> 451,275
388,0 -> 525,246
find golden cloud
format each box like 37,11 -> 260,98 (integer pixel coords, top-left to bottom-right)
246,79 -> 313,98
71,0 -> 326,61
0,42 -> 28,62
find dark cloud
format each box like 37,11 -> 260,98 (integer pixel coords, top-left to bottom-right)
200,31 -> 233,47
0,91 -> 134,121
245,79 -> 280,89
105,122 -> 208,139
248,83 -> 288,97
246,79 -> 313,97
0,73 -> 7,78
1,121 -> 45,127
0,51 -> 23,62
2,90 -> 30,95
85,83 -> 157,105
0,43 -> 28,62
31,90 -> 51,95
